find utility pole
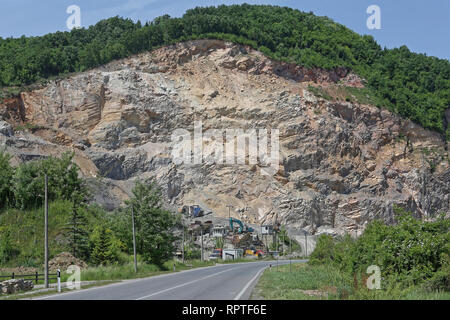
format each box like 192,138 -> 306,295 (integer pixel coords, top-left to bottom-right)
275,232 -> 278,254
305,232 -> 308,257
182,224 -> 185,264
226,204 -> 233,220
44,174 -> 49,289
226,204 -> 233,234
131,206 -> 137,273
201,227 -> 204,262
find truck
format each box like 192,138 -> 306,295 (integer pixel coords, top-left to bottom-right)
180,205 -> 205,218
244,249 -> 265,258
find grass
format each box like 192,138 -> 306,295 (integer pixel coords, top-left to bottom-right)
59,259 -> 215,282
253,263 -> 450,300
307,85 -> 333,101
14,123 -> 47,132
0,200 -> 74,268
0,259 -> 215,285
253,263 -> 351,300
307,84 -> 384,107
57,257 -> 282,282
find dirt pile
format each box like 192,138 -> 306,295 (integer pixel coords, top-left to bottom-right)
48,252 -> 88,272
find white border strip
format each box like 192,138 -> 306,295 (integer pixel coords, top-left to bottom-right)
136,266 -> 243,300
234,266 -> 267,300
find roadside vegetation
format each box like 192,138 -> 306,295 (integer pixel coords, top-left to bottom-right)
0,4 -> 449,136
254,206 -> 449,300
0,150 -> 191,278
58,260 -> 214,283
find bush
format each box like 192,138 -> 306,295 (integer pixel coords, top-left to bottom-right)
308,234 -> 335,265
11,152 -> 87,209
184,245 -> 201,261
309,206 -> 450,289
309,233 -> 354,271
0,150 -> 14,209
126,180 -> 177,266
423,254 -> 450,292
0,228 -> 19,264
89,225 -> 123,266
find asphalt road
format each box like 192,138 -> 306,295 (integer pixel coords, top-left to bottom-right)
35,260 -> 306,300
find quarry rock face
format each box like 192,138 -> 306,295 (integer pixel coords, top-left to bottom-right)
1,40 -> 449,237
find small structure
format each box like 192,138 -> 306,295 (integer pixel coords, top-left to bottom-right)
212,225 -> 226,238
261,225 -> 274,235
222,249 -> 243,260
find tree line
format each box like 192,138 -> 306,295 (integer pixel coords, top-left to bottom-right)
0,4 -> 449,135
0,150 -> 177,267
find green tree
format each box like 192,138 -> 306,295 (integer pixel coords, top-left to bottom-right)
65,160 -> 90,260
66,195 -> 90,261
12,152 -> 87,209
107,208 -> 133,254
126,180 -> 177,266
0,150 -> 14,209
309,206 -> 450,288
89,225 -> 121,265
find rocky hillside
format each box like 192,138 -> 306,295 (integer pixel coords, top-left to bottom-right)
0,39 -> 449,236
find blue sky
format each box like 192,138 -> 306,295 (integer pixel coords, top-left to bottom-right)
0,0 -> 448,60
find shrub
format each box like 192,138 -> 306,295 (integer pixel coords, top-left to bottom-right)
89,225 -> 122,265
0,228 -> 19,264
0,150 -> 14,209
309,206 -> 450,289
126,180 -> 177,266
12,152 -> 87,209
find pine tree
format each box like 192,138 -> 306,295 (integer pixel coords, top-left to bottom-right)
90,226 -> 116,266
0,150 -> 14,209
66,196 -> 89,261
65,166 -> 90,261
126,180 -> 177,266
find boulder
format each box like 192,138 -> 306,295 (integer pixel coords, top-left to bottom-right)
0,120 -> 13,137
1,279 -> 34,295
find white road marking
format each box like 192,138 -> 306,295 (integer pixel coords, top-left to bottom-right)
233,266 -> 267,300
136,265 -> 244,300
33,264 -> 231,300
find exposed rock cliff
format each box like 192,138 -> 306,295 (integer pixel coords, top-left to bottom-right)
1,40 -> 449,235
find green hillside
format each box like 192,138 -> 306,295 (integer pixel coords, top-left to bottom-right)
0,4 -> 449,134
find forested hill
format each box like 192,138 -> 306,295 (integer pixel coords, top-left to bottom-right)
0,4 -> 449,135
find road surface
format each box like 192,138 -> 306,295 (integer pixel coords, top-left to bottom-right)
35,260 -> 306,300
